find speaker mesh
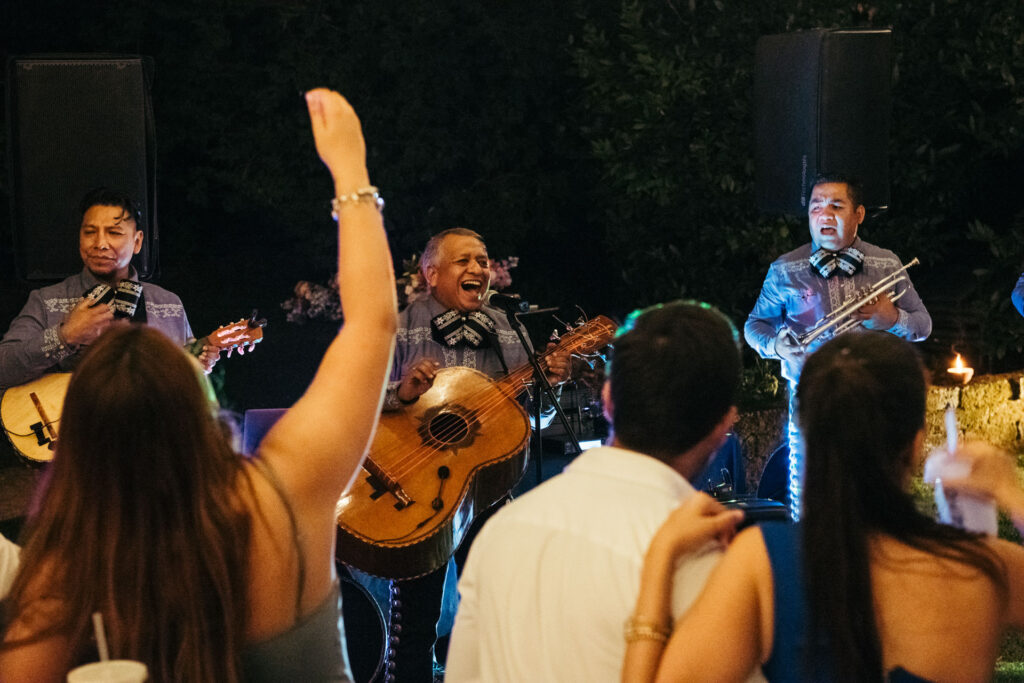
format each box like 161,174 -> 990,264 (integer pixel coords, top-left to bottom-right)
7,56 -> 156,280
754,29 -> 892,215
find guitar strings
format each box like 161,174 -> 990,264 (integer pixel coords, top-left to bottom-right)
378,358 -> 536,482
379,322 -> 614,480
372,321 -> 613,483
379,328 -> 599,481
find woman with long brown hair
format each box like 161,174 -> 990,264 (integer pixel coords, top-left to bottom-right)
624,331 -> 1024,682
0,89 -> 396,682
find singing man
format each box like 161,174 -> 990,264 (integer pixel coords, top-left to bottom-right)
376,227 -> 570,680
744,173 -> 931,518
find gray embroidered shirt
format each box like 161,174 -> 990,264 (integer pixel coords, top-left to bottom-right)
0,268 -> 194,388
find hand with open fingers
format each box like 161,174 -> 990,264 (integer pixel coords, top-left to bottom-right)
649,492 -> 745,560
397,358 -> 441,403
942,441 -> 1024,512
304,88 -> 370,192
61,297 -> 115,347
855,292 -> 899,329
543,343 -> 571,385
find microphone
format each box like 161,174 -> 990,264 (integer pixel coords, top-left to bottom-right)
483,290 -> 530,313
112,280 -> 143,319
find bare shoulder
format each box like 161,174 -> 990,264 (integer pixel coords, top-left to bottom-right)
987,536 -> 1024,629
988,536 -> 1024,565
725,525 -> 773,571
707,525 -> 773,593
0,559 -> 75,682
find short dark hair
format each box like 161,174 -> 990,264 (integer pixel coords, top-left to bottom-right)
810,173 -> 864,208
608,300 -> 741,461
78,187 -> 143,227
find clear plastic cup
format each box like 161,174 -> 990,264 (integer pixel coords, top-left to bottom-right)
924,448 -> 998,536
66,660 -> 148,683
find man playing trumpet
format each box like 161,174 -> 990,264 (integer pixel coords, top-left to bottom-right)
745,173 -> 931,518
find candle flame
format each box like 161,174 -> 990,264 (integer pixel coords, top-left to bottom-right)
947,352 -> 974,383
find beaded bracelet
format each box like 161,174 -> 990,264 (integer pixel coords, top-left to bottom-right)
623,617 -> 671,644
330,186 -> 384,219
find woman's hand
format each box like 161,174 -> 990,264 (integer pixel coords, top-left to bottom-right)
944,441 -> 1024,516
649,493 -> 745,560
305,88 -> 371,192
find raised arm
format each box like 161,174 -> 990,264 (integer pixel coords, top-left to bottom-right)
258,90 -> 397,510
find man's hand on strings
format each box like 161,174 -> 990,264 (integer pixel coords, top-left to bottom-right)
397,358 -> 441,404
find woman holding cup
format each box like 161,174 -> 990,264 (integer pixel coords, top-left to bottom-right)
624,331 -> 1024,682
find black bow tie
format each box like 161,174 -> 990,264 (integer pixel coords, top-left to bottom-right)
431,309 -> 496,348
809,247 -> 864,279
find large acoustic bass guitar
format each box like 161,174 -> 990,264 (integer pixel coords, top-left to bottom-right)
0,313 -> 266,464
336,315 -> 616,579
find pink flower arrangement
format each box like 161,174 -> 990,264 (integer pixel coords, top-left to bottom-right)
489,257 -> 519,291
284,253 -> 520,322
396,253 -> 428,306
281,278 -> 342,324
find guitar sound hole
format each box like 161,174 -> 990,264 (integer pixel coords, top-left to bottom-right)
428,412 -> 469,445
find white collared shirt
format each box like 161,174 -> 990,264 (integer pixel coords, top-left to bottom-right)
446,445 -> 765,683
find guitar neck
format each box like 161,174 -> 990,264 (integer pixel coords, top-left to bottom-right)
495,353 -> 553,396
494,316 -> 616,396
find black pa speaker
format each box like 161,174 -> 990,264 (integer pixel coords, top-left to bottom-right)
754,28 -> 892,214
6,55 -> 158,280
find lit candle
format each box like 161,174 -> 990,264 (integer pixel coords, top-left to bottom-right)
947,353 -> 974,384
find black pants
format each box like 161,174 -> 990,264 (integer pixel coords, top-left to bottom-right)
386,500 -> 506,682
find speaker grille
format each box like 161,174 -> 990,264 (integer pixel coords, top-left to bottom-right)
754,29 -> 892,215
7,56 -> 157,280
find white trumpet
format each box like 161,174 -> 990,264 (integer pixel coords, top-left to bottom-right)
787,257 -> 920,349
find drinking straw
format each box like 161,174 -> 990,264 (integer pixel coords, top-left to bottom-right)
945,404 -> 958,454
91,612 -> 109,662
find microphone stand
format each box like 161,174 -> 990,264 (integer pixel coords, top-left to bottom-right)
497,300 -> 583,486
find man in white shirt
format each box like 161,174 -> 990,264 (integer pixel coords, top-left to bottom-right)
445,300 -> 765,682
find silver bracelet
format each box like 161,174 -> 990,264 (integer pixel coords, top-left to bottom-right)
330,186 -> 384,219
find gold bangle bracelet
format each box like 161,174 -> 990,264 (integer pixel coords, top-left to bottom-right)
624,617 -> 671,644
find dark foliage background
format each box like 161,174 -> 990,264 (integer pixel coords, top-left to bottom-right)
0,0 -> 1022,410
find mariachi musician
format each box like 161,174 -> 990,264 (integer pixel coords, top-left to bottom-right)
377,226 -> 570,681
0,187 -> 221,390
744,173 -> 931,519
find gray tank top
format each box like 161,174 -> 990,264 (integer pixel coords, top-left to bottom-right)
241,581 -> 354,682
241,457 -> 355,682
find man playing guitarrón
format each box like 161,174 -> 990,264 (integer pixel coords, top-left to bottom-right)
379,227 -> 570,681
0,188 -> 220,390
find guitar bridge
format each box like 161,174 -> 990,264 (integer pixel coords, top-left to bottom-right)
30,421 -> 52,447
363,460 -> 414,510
